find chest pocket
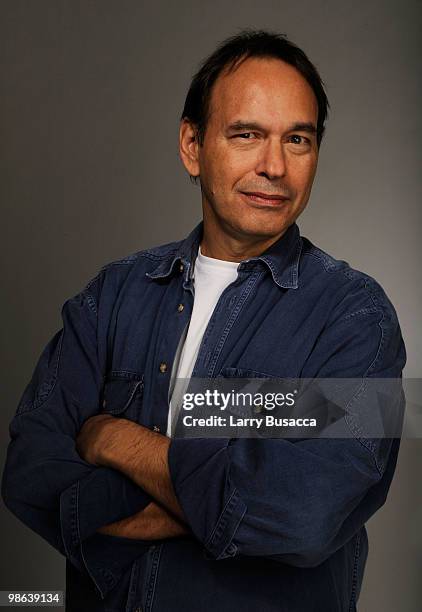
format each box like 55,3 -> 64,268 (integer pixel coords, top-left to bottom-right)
101,373 -> 144,423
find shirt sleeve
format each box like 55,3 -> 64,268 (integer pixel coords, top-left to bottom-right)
168,289 -> 407,567
1,274 -> 152,598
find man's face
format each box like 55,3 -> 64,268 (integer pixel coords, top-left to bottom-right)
187,56 -> 319,246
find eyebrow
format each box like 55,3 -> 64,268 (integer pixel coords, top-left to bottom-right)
226,120 -> 317,135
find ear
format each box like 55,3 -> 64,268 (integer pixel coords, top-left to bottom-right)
179,118 -> 200,178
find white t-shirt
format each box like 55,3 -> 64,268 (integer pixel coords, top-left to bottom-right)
167,245 -> 239,436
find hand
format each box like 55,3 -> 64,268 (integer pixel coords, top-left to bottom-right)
75,413 -> 131,466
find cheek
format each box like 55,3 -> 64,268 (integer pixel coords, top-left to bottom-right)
292,159 -> 317,191
202,142 -> 260,193
208,157 -> 247,194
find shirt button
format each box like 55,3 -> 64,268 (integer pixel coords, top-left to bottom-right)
159,362 -> 167,373
177,303 -> 184,312
153,425 -> 160,432
179,263 -> 184,272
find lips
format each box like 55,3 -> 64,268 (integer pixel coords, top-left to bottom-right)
240,191 -> 289,205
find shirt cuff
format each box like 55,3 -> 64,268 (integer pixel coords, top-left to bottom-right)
60,468 -> 152,598
168,437 -> 247,560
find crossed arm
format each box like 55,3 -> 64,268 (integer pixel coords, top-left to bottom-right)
2,278 -> 407,599
75,414 -> 189,540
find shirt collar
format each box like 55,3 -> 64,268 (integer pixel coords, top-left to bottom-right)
147,221 -> 302,289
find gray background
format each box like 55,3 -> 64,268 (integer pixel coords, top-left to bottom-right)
1,1 -> 421,610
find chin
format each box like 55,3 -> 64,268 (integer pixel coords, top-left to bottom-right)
233,221 -> 289,240
242,213 -> 293,234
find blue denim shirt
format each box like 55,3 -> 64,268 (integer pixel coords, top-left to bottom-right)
2,222 -> 406,611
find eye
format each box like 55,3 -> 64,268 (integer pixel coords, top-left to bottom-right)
235,132 -> 256,139
288,134 -> 310,145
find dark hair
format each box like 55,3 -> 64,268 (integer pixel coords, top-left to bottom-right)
181,29 -> 329,169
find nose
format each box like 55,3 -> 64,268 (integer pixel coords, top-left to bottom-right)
256,138 -> 287,179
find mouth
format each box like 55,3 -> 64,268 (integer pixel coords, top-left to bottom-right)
240,191 -> 289,207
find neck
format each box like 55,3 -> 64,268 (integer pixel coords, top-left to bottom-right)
200,218 -> 286,262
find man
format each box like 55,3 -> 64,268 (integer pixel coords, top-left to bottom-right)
2,30 -> 406,611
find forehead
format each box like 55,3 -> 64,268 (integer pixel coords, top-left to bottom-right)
208,56 -> 318,127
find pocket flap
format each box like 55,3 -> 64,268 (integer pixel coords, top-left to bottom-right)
101,375 -> 144,414
219,366 -> 274,378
